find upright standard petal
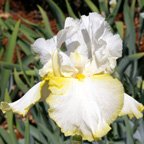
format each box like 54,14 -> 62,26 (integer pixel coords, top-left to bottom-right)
32,37 -> 57,64
64,13 -> 122,75
58,51 -> 78,77
119,93 -> 144,119
0,82 -> 45,116
45,74 -> 124,141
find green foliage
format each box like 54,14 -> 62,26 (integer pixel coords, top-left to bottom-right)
0,0 -> 144,144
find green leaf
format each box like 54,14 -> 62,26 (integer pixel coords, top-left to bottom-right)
115,21 -> 124,39
0,127 -> 11,144
123,0 -> 137,78
128,53 -> 144,59
22,55 -> 37,66
17,40 -> 31,56
38,5 -> 53,38
0,137 -> 4,144
24,118 -> 30,144
108,0 -> 122,24
98,0 -> 109,16
46,0 -> 65,29
65,0 -> 77,18
38,123 -> 63,144
124,0 -> 136,54
130,0 -> 136,19
20,16 -> 39,26
138,0 -> 144,9
116,53 -> 144,78
84,0 -> 99,13
0,20 -> 20,100
0,47 -> 4,58
4,0 -> 10,12
16,48 -> 32,87
124,116 -> 134,144
20,24 -> 38,38
14,69 -> 29,93
0,18 -> 8,30
30,125 -> 48,144
5,18 -> 35,43
4,90 -> 18,144
4,20 -> 20,62
0,61 -> 28,71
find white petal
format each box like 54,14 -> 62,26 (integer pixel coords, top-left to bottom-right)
0,82 -> 45,116
32,37 -> 57,64
83,59 -> 98,76
39,60 -> 53,77
64,13 -> 122,75
64,17 -> 79,28
58,51 -> 78,77
105,34 -> 122,58
65,17 -> 91,58
70,52 -> 89,73
46,74 -> 124,141
109,0 -> 117,5
57,27 -> 77,49
52,50 -> 61,76
119,93 -> 144,119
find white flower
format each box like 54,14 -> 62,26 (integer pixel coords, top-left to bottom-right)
109,0 -> 117,6
109,0 -> 117,13
0,13 -> 143,142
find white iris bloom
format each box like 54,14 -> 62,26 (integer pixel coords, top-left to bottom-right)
0,13 -> 143,141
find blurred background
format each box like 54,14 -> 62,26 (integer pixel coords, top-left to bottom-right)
0,0 -> 144,144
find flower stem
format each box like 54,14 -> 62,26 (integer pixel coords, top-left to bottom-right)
71,136 -> 83,144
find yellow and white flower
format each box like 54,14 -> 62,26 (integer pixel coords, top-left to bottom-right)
0,13 -> 143,141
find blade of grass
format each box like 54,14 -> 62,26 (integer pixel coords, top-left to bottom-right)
38,5 -> 53,38
130,0 -> 136,19
138,0 -> 144,9
0,128 -> 11,144
46,0 -> 65,29
0,137 -> 4,144
84,0 -> 99,13
4,0 -> 10,12
116,53 -> 144,79
124,0 -> 137,79
0,61 -> 28,71
20,25 -> 38,39
20,16 -> 39,26
0,18 -> 8,30
4,89 -> 18,144
65,0 -> 77,18
124,0 -> 136,54
115,21 -> 124,39
16,48 -> 32,87
14,69 -> 29,93
30,125 -> 48,144
4,20 -> 20,62
0,20 -> 20,100
124,116 -> 134,144
38,123 -> 63,144
108,0 -> 122,24
17,40 -> 31,56
98,0 -> 109,16
5,19 -> 35,43
24,118 -> 30,144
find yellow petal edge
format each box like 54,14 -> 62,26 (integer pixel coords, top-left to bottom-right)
0,81 -> 45,116
45,73 -> 124,141
119,93 -> 144,119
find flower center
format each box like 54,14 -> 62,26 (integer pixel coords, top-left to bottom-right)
75,73 -> 85,80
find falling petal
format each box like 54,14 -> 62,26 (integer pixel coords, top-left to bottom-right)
119,93 -> 144,119
0,81 -> 47,116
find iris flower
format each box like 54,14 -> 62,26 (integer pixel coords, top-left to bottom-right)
0,13 -> 144,141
